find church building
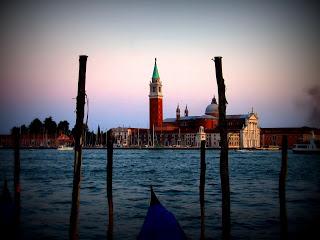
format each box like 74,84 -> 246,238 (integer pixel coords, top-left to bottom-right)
147,58 -> 261,148
112,58 -> 261,148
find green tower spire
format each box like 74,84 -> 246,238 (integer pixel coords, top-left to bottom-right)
152,58 -> 160,79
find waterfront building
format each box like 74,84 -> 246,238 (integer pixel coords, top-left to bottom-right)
0,133 -> 72,148
110,58 -> 263,148
227,112 -> 260,148
150,58 -> 261,148
162,96 -> 219,132
112,127 -> 132,147
260,127 -> 320,148
196,126 -> 206,147
74,59 -> 320,149
228,132 -> 240,149
0,135 -> 12,147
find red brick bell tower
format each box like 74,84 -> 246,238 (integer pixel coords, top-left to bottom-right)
149,58 -> 163,130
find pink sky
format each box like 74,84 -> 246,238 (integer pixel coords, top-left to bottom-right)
1,1 -> 319,133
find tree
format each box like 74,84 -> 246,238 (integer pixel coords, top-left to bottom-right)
29,118 -> 43,134
44,116 -> 57,135
101,131 -> 106,146
72,123 -> 87,141
58,120 -> 70,134
11,126 -> 20,135
91,131 -> 96,146
20,124 -> 28,135
83,124 -> 89,146
97,125 -> 101,145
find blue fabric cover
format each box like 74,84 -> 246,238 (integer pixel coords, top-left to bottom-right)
138,203 -> 186,240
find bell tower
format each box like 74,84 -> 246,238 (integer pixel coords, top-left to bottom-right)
184,105 -> 189,117
176,105 -> 180,120
149,58 -> 163,129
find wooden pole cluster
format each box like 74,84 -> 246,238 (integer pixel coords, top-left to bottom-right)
279,135 -> 288,239
69,55 -> 88,240
200,140 -> 206,240
214,56 -> 231,239
107,129 -> 114,239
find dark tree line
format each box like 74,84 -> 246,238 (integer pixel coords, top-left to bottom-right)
11,118 -> 106,146
83,125 -> 107,146
11,117 -> 70,136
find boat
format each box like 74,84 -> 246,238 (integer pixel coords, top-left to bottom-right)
137,187 -> 187,240
259,145 -> 280,151
236,149 -> 251,153
292,132 -> 320,154
57,145 -> 73,151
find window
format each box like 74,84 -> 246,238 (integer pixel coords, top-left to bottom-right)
152,87 -> 156,92
159,87 -> 161,92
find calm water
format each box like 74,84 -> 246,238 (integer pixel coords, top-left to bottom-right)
0,149 -> 319,239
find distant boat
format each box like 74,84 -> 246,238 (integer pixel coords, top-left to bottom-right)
57,145 -> 73,151
259,146 -> 280,151
236,149 -> 252,153
292,131 -> 320,154
137,187 -> 187,240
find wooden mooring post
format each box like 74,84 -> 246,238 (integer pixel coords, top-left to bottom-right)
214,56 -> 230,239
69,55 -> 88,240
107,129 -> 114,239
279,135 -> 288,239
200,140 -> 206,240
13,128 -> 21,232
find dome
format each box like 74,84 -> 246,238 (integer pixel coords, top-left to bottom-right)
205,103 -> 218,115
205,96 -> 219,116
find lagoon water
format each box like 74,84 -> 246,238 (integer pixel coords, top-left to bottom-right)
0,149 -> 319,239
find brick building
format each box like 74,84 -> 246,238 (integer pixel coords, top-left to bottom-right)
112,58 -> 261,148
260,127 -> 320,148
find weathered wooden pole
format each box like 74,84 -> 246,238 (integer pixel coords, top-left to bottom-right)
200,140 -> 206,240
13,128 -> 21,228
213,56 -> 230,239
107,129 -> 114,239
279,135 -> 288,240
69,55 -> 88,240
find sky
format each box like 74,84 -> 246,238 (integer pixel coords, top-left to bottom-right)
1,0 -> 319,134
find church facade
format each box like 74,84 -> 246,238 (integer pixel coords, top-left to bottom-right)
112,59 -> 261,148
